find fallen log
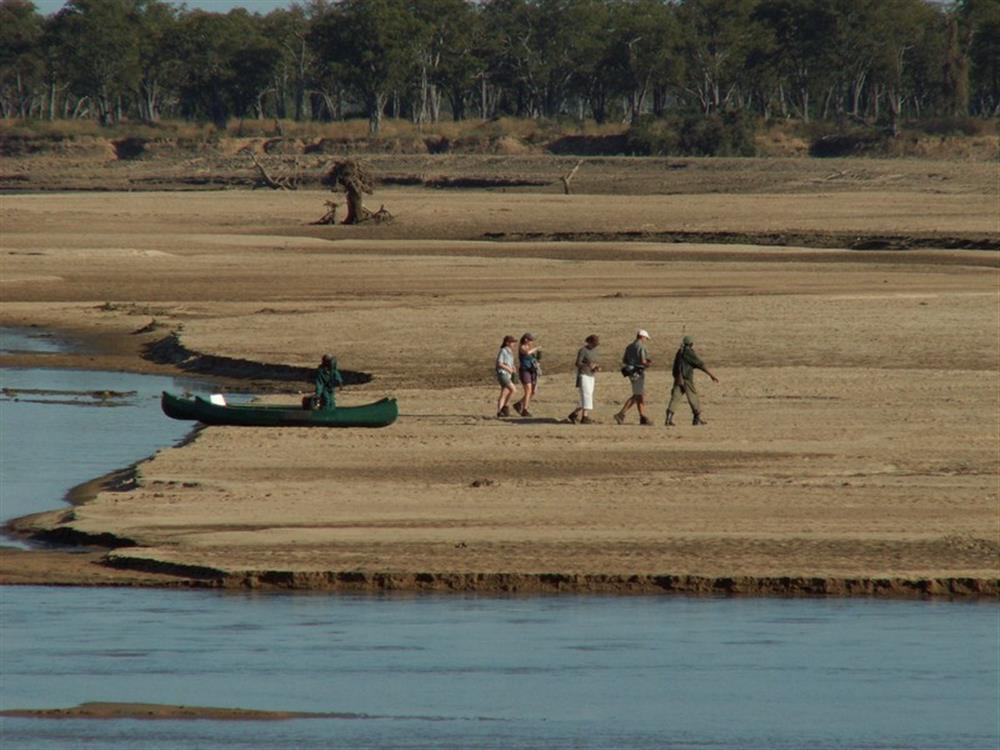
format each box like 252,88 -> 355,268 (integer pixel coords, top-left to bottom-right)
248,152 -> 298,190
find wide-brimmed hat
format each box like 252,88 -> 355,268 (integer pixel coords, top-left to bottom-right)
682,335 -> 693,346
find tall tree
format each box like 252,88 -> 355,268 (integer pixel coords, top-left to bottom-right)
134,0 -> 180,123
962,0 -> 1000,115
603,0 -> 679,123
752,0 -> 838,122
0,0 -> 44,119
676,0 -> 757,113
175,9 -> 278,128
49,0 -> 142,125
264,5 -> 317,121
409,0 -> 475,123
867,0 -> 935,133
309,0 -> 421,134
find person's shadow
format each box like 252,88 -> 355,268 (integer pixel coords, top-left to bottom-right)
504,417 -> 564,425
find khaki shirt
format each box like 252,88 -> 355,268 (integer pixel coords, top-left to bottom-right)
623,341 -> 649,368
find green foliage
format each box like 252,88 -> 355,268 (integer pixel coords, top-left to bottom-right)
174,9 -> 280,127
2,0 -> 997,134
626,111 -> 758,156
310,0 -> 423,134
0,0 -> 44,118
48,0 -> 143,125
909,115 -> 997,136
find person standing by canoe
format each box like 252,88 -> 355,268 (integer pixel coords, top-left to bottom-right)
315,353 -> 344,410
567,334 -> 601,424
495,335 -> 518,418
666,335 -> 719,426
614,329 -> 653,426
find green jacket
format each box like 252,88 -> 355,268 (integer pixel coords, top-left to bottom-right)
672,345 -> 705,382
315,362 -> 345,407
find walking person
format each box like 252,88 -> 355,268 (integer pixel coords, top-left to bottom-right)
666,335 -> 719,426
513,332 -> 541,417
614,330 -> 653,426
495,334 -> 519,418
567,334 -> 601,424
315,353 -> 344,410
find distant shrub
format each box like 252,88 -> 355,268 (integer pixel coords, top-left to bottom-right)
547,133 -> 628,155
626,111 -> 758,157
909,116 -> 996,137
625,116 -> 680,155
808,128 -> 885,157
112,137 -> 147,159
682,110 -> 758,156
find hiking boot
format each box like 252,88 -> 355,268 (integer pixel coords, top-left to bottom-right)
521,409 -> 533,418
665,410 -> 675,427
499,406 -> 511,418
567,411 -> 578,424
692,413 -> 707,426
513,401 -> 525,416
580,416 -> 594,424
640,416 -> 653,426
613,412 -> 625,425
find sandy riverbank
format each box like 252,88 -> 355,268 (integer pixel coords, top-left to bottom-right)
1,156 -> 997,597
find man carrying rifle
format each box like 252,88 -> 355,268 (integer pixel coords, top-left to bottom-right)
667,335 -> 719,426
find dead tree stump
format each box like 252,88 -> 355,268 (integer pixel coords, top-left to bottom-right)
559,159 -> 583,195
321,160 -> 378,224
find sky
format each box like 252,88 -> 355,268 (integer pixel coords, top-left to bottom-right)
32,0 -> 297,15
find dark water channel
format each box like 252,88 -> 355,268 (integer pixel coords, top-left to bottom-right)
0,329 -> 997,749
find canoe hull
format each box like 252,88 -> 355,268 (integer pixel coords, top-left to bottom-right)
161,392 -> 397,428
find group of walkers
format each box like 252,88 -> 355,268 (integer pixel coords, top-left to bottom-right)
495,329 -> 719,426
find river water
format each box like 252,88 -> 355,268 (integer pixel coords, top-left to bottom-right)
0,330 -> 997,749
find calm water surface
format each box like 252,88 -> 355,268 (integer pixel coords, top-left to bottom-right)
0,367 -> 225,527
0,330 -> 997,749
1,327 -> 232,526
1,588 -> 997,749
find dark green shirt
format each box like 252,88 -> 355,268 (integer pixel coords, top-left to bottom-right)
315,364 -> 344,408
672,345 -> 705,381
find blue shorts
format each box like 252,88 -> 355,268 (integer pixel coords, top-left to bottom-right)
496,370 -> 514,388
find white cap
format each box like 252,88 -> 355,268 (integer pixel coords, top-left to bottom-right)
637,329 -> 650,339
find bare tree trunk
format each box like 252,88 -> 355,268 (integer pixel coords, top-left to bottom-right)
429,84 -> 441,123
851,71 -> 867,118
344,189 -> 365,224
417,63 -> 429,125
368,92 -> 386,135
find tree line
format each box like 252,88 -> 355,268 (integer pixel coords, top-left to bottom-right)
1,0 -> 997,135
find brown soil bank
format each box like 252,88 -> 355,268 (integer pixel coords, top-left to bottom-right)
1,169 -> 997,598
0,702 -> 354,721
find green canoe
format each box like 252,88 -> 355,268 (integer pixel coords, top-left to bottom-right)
161,391 -> 397,428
